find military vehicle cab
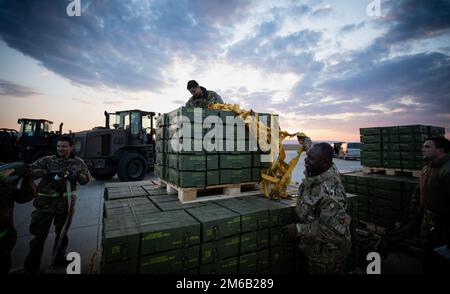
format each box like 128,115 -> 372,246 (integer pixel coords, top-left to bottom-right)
72,110 -> 156,181
16,118 -> 63,162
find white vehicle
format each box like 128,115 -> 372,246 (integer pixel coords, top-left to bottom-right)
339,142 -> 361,160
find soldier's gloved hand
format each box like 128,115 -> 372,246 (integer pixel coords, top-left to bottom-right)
297,135 -> 312,152
282,224 -> 299,241
67,169 -> 78,182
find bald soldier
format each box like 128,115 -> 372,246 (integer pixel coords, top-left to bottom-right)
283,142 -> 352,274
185,80 -> 223,108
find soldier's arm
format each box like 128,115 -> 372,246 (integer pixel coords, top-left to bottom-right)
31,156 -> 49,179
296,198 -> 350,242
75,159 -> 91,185
186,97 -> 194,107
212,91 -> 223,104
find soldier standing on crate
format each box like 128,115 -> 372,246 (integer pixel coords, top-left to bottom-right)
185,80 -> 223,108
24,136 -> 91,273
419,136 -> 450,272
283,142 -> 352,274
0,163 -> 36,273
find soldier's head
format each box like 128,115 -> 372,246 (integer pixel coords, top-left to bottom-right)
187,80 -> 203,98
57,136 -> 74,158
305,142 -> 333,176
422,136 -> 450,163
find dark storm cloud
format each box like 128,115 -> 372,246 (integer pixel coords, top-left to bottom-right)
380,0 -> 450,45
0,79 -> 40,98
0,0 -> 250,91
226,24 -> 324,74
285,0 -> 450,123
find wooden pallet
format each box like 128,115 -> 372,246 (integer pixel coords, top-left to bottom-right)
159,180 -> 261,203
362,166 -> 421,177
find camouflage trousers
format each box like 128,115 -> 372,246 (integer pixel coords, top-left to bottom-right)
24,209 -> 72,272
420,211 -> 450,273
300,242 -> 351,274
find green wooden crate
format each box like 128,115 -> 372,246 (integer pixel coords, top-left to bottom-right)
139,245 -> 199,274
200,235 -> 240,265
102,218 -> 140,264
244,196 -> 293,227
138,210 -> 201,255
186,203 -> 241,242
168,153 -> 219,171
220,168 -> 252,184
168,169 -> 220,187
361,135 -> 382,143
214,198 -> 270,233
219,153 -> 252,169
155,164 -> 166,180
381,126 -> 399,135
361,151 -> 382,160
154,201 -> 205,212
239,249 -> 270,273
399,133 -> 428,143
360,127 -> 381,136
361,143 -> 382,152
240,228 -> 270,254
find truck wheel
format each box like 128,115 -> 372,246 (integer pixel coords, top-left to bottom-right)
91,172 -> 116,181
117,153 -> 147,181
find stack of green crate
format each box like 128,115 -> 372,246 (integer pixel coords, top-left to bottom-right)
360,125 -> 445,169
101,182 -> 307,274
341,172 -> 418,228
102,200 -> 202,274
155,113 -> 169,181
155,107 -> 275,188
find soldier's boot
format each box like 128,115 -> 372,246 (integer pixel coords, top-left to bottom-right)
24,236 -> 46,273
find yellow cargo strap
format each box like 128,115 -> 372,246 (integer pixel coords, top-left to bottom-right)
208,103 -> 309,200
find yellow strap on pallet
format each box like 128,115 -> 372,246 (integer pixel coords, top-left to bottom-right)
208,103 -> 309,200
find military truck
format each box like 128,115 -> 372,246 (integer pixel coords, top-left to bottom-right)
72,110 -> 156,181
16,118 -> 63,163
0,128 -> 19,162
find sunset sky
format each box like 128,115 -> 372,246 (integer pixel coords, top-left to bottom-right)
0,0 -> 449,141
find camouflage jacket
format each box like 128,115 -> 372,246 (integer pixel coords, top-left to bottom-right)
186,86 -> 223,108
295,164 -> 352,258
31,155 -> 90,213
419,154 -> 450,217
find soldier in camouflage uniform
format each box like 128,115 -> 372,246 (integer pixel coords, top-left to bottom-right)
0,163 -> 36,273
186,80 -> 223,108
24,136 -> 91,273
283,143 -> 352,274
418,136 -> 450,272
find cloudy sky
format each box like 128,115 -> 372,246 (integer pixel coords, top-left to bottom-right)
0,0 -> 449,141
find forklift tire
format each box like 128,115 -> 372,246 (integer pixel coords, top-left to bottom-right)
117,153 -> 147,181
91,172 -> 116,181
